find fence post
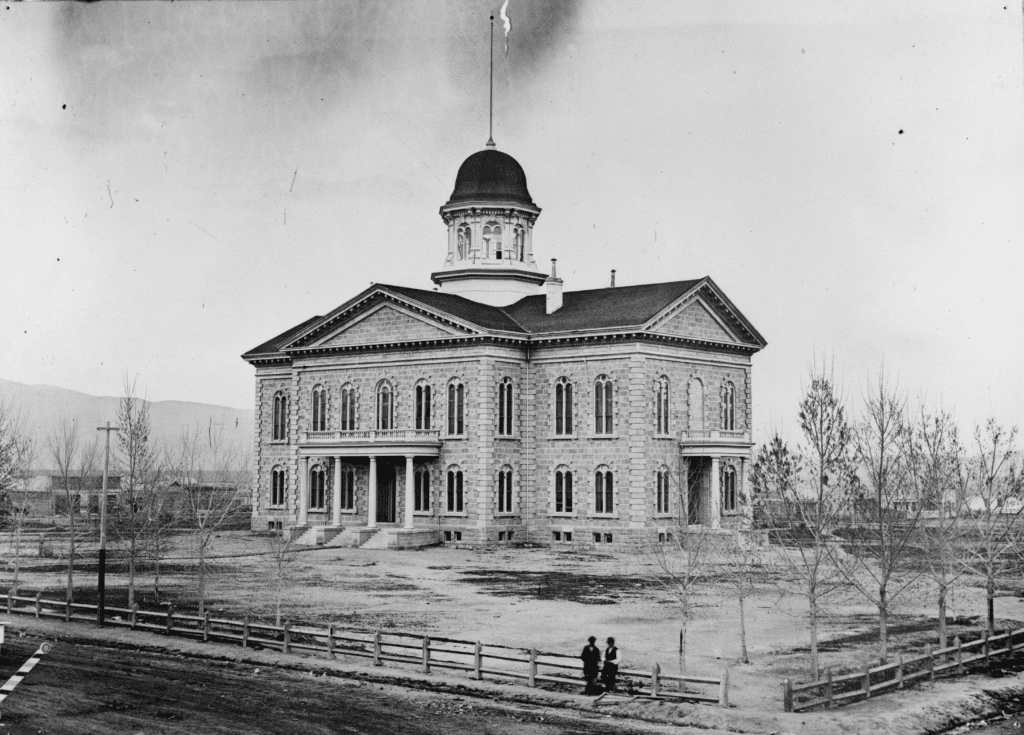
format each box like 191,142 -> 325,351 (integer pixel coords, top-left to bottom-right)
927,644 -> 934,681
283,620 -> 291,654
718,668 -> 729,708
783,678 -> 793,712
35,592 -> 41,618
651,662 -> 660,697
373,630 -> 382,666
862,664 -> 871,698
473,642 -> 482,680
955,636 -> 963,675
421,636 -> 431,674
131,603 -> 138,631
166,605 -> 174,634
826,668 -> 834,708
327,624 -> 335,660
896,655 -> 904,689
528,648 -> 538,688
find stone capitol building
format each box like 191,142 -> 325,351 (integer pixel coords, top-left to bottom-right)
242,140 -> 766,549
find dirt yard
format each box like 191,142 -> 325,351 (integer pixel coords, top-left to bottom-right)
4,530 -> 1024,731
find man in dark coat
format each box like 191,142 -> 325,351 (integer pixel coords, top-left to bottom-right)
580,636 -> 602,694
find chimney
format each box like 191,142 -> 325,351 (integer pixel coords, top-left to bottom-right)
545,258 -> 563,314
610,269 -> 616,287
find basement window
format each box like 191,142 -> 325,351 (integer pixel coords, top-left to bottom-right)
593,533 -> 602,543
455,531 -> 462,541
604,534 -> 613,543
444,531 -> 452,542
553,531 -> 562,541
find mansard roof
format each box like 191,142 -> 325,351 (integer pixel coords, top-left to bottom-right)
242,277 -> 766,361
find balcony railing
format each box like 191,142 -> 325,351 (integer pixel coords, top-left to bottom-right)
679,429 -> 750,443
301,429 -> 441,444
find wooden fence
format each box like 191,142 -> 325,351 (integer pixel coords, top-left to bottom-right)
4,590 -> 728,706
783,628 -> 1024,712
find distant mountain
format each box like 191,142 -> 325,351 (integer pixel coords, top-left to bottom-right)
0,378 -> 253,470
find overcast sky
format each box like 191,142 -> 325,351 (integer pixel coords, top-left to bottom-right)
1,1 -> 1021,443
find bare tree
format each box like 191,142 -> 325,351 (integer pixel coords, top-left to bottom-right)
143,489 -> 178,602
0,400 -> 34,595
842,373 -> 923,664
909,407 -> 969,648
719,537 -> 768,664
47,416 -> 81,603
960,420 -> 1022,635
168,425 -> 249,615
261,529 -> 300,625
113,376 -> 160,608
759,363 -> 858,679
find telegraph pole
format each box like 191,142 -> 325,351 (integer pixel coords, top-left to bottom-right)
96,421 -> 119,626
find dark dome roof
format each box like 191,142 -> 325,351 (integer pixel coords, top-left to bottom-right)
445,148 -> 534,207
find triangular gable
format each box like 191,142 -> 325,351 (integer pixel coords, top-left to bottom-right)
281,286 -> 480,351
314,302 -> 466,348
645,279 -> 766,347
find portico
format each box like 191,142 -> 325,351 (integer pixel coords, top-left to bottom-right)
679,430 -> 753,531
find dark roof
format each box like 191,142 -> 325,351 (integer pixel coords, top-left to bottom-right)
444,149 -> 534,207
502,279 -> 703,333
381,285 -> 527,333
242,315 -> 322,358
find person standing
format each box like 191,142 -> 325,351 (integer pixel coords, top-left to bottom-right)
601,637 -> 620,692
580,636 -> 602,695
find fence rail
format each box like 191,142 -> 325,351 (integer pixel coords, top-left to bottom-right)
4,589 -> 728,706
783,628 -> 1024,712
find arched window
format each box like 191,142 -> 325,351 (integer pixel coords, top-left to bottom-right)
272,391 -> 288,441
446,466 -> 464,513
376,381 -> 394,431
498,377 -> 513,436
656,467 -> 670,514
339,465 -> 355,511
721,381 -> 736,431
655,376 -> 670,435
554,377 -> 574,436
513,225 -> 525,262
483,222 -> 503,259
594,466 -> 614,514
447,379 -> 465,436
415,381 -> 432,431
689,378 -> 704,431
721,464 -> 737,512
497,466 -> 513,513
554,467 -> 573,514
415,467 -> 431,512
457,223 -> 471,259
311,384 -> 327,432
594,376 -> 613,435
271,465 -> 285,507
340,384 -> 356,431
309,464 -> 327,510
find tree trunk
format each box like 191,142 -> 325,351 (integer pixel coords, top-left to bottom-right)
679,601 -> 689,679
809,591 -> 819,680
13,523 -> 22,596
987,577 -> 995,635
739,592 -> 749,664
66,512 -> 75,603
128,543 -> 136,608
938,586 -> 948,649
880,585 -> 888,667
197,542 -> 206,616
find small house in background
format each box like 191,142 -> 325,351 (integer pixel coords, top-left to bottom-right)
13,471 -> 122,522
163,479 -> 251,530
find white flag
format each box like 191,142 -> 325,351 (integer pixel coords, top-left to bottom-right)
499,0 -> 511,55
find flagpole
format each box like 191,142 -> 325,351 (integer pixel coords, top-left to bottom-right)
487,14 -> 495,148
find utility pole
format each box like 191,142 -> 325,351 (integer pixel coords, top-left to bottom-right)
96,421 -> 119,626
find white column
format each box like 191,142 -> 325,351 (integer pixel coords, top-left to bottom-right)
298,456 -> 309,526
367,456 -> 378,528
709,457 -> 721,530
332,456 -> 343,527
404,456 -> 415,529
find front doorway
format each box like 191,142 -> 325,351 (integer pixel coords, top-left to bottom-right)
376,461 -> 396,524
687,458 -> 709,525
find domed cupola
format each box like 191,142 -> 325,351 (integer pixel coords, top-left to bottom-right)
432,143 -> 547,307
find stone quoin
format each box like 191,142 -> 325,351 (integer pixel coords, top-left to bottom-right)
242,141 -> 767,549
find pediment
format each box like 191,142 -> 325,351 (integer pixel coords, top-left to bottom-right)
648,294 -> 742,344
310,303 -> 468,348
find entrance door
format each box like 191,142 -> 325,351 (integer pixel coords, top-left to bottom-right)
376,464 -> 396,523
687,458 -> 706,525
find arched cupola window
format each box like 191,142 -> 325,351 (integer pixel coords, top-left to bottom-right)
311,384 -> 327,432
513,225 -> 525,262
457,223 -> 471,260
483,222 -> 503,260
376,380 -> 394,431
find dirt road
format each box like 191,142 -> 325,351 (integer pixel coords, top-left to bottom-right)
0,635 -> 664,735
